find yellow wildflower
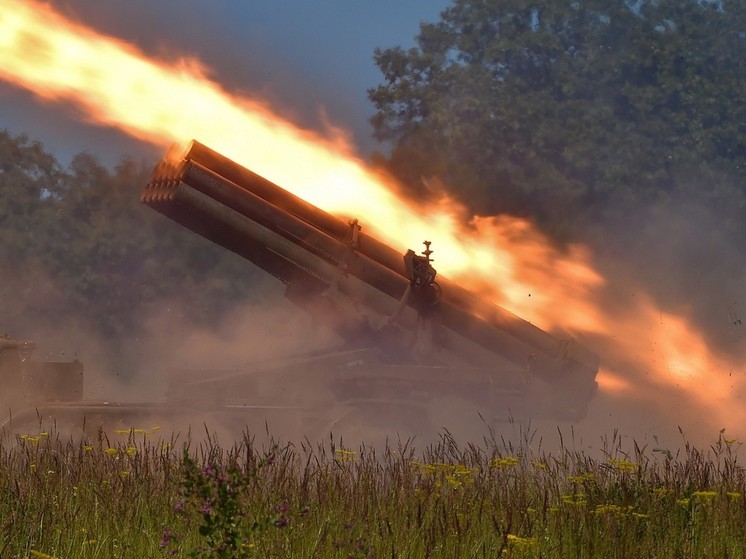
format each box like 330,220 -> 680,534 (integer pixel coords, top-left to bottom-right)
418,462 -> 476,488
104,448 -> 118,456
561,493 -> 587,506
491,456 -> 520,469
567,472 -> 595,483
335,448 -> 357,457
593,504 -> 625,516
125,446 -> 137,457
334,448 -> 357,463
452,464 -> 477,482
506,534 -> 537,551
119,470 -> 130,479
83,445 -> 93,452
124,425 -> 160,435
419,463 -> 437,476
445,474 -> 463,490
727,492 -> 742,499
693,491 -> 718,501
608,458 -> 639,473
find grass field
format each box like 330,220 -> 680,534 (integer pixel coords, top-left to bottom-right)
2,424 -> 745,558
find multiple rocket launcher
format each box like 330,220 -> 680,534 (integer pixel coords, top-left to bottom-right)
0,140 -> 599,438
141,141 -> 599,420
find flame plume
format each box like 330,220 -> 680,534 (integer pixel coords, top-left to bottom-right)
1,0 -> 743,437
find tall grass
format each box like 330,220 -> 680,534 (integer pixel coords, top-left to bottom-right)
2,424 -> 745,558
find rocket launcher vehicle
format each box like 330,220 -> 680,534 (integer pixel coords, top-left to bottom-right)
140,141 -> 599,428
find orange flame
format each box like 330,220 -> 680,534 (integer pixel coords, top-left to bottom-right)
1,0 -> 743,435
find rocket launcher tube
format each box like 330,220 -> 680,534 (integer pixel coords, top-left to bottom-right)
145,181 -> 519,370
140,174 -> 319,287
174,141 -> 598,379
145,141 -> 598,379
142,166 -> 562,373
179,161 -> 420,304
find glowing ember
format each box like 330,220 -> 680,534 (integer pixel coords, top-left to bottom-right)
0,0 -> 742,432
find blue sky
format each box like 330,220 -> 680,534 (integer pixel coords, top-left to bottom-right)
1,0 -> 451,166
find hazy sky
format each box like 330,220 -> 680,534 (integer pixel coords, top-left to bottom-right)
1,0 -> 451,166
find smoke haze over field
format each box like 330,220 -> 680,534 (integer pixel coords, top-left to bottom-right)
1,0 -> 744,452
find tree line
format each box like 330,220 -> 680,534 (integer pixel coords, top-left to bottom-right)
369,0 -> 745,243
0,131 -> 269,365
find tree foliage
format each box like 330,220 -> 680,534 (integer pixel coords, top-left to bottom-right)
0,130 -> 269,362
369,0 -> 746,238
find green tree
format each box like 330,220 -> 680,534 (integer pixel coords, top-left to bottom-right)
368,0 -> 746,238
0,130 -> 272,368
0,131 -> 63,261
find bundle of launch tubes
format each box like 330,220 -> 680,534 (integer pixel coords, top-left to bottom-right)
141,141 -> 599,405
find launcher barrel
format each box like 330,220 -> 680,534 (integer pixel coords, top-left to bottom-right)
141,141 -> 598,394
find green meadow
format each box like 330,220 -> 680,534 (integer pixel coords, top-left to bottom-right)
2,425 -> 745,559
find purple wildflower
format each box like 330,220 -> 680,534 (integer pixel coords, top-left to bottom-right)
160,528 -> 172,549
200,500 -> 213,517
